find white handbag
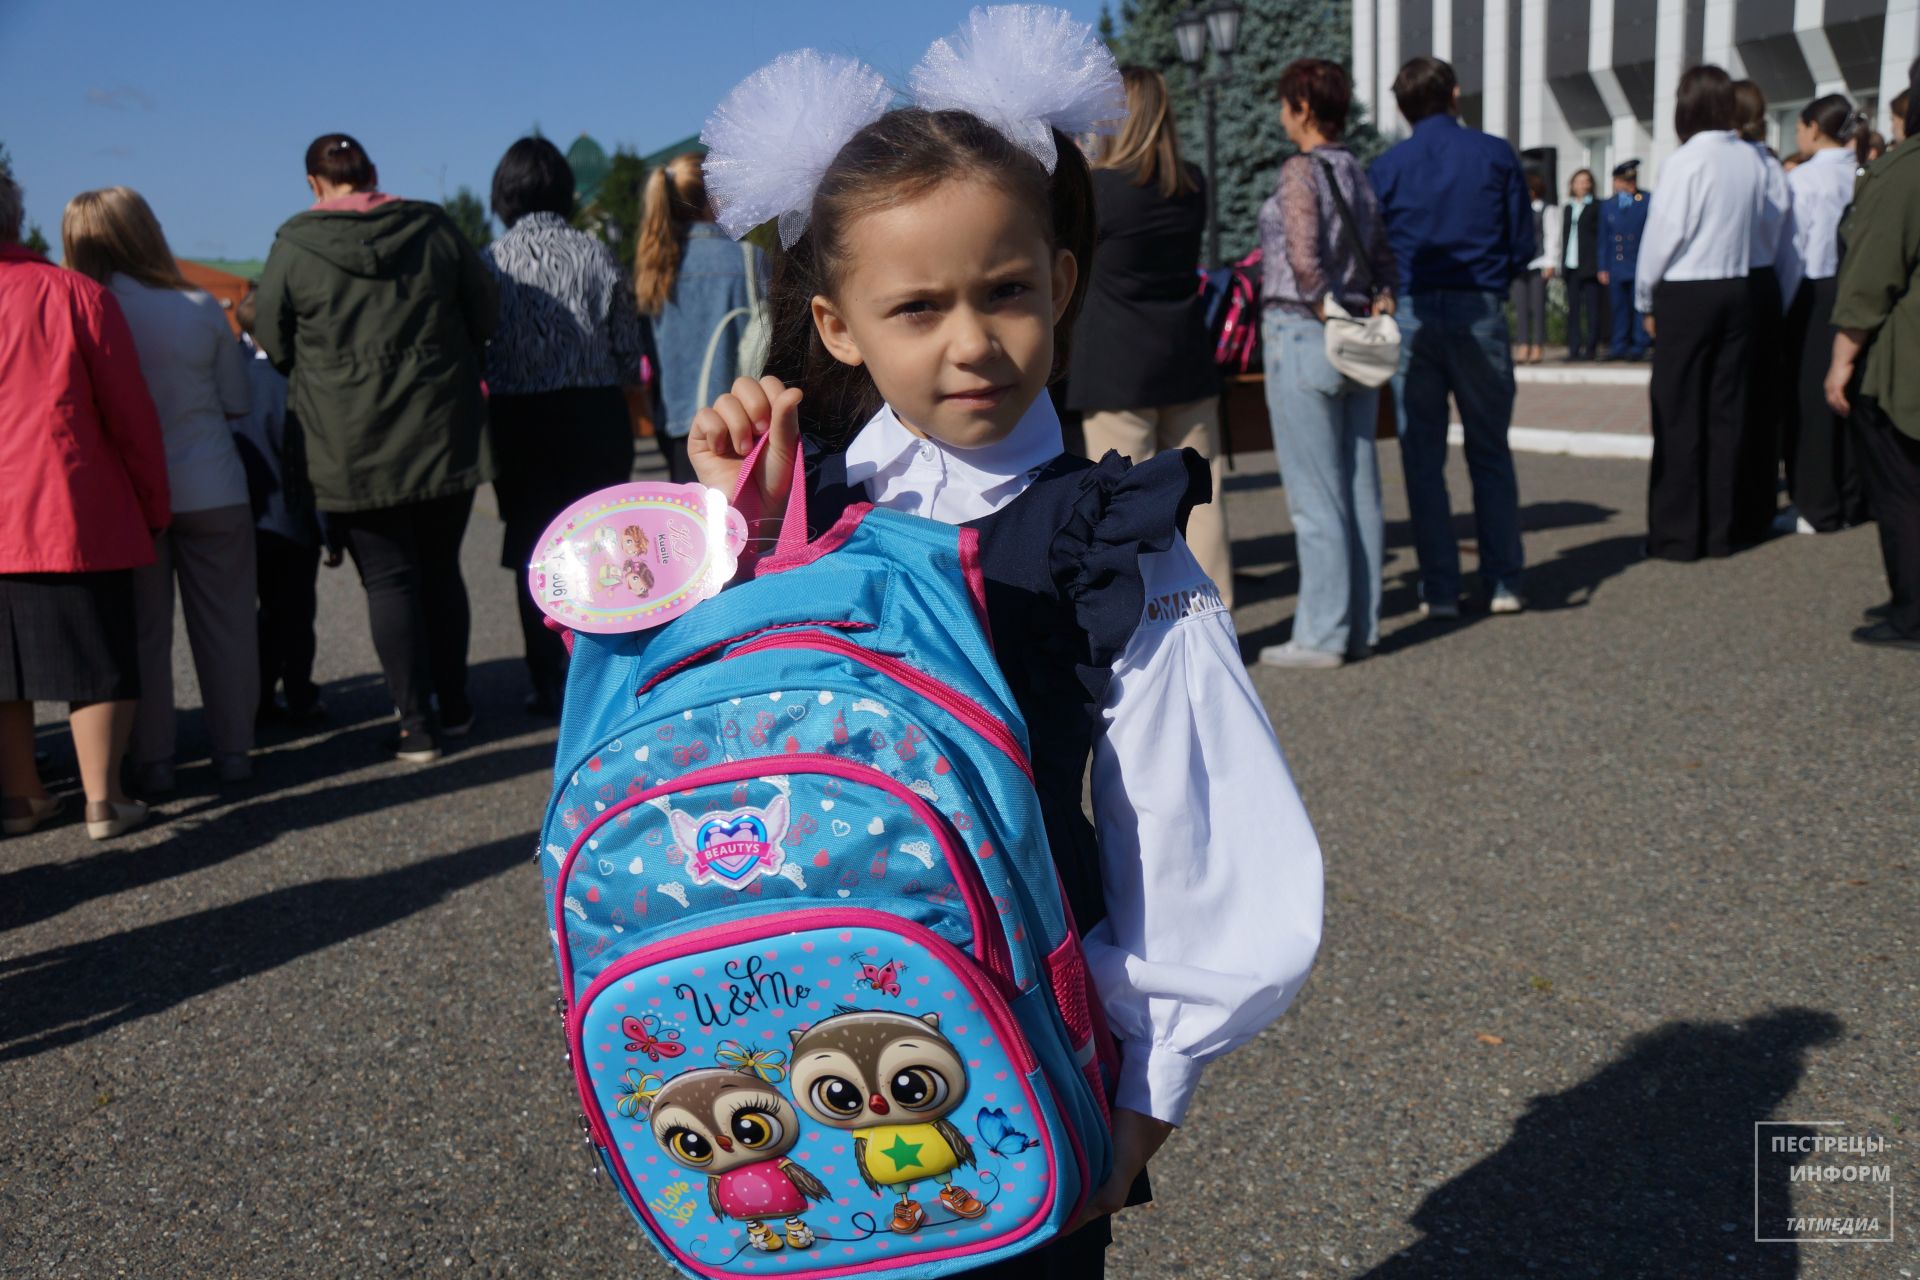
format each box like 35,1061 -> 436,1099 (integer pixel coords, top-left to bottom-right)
695,242 -> 772,405
1322,295 -> 1401,388
1311,154 -> 1401,387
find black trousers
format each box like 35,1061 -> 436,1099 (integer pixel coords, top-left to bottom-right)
1784,276 -> 1871,530
490,387 -> 635,701
255,529 -> 320,711
334,490 -> 475,738
656,431 -> 698,485
1565,275 -> 1603,359
1853,395 -> 1920,638
1648,277 -> 1752,561
1737,266 -> 1787,544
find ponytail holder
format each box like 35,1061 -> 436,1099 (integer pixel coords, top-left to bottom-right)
908,4 -> 1127,174
700,50 -> 891,247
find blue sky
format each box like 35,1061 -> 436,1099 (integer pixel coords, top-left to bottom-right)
1,0 -> 1106,262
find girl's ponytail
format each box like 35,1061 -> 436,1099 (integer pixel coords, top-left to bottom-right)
634,153 -> 707,315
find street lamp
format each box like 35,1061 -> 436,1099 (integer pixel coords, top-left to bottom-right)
1175,1 -> 1243,269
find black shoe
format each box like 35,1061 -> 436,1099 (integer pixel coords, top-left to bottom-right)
385,730 -> 442,764
1864,601 -> 1894,622
439,701 -> 475,738
1558,353 -> 1587,364
1598,352 -> 1622,363
1851,621 -> 1920,651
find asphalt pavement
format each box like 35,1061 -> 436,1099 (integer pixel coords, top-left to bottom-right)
3,442 -> 1914,1279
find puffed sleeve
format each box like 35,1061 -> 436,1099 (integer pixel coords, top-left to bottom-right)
1049,449 -> 1209,705
1054,452 -> 1325,1126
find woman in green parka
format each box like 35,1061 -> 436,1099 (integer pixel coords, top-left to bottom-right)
256,133 -> 498,762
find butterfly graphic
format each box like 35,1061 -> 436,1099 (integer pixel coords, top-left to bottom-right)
976,1106 -> 1040,1158
715,1040 -> 789,1083
621,1014 -> 686,1061
853,957 -> 906,997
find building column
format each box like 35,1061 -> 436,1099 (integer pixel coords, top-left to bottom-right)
1354,0 -> 1377,131
1518,0 -> 1548,148
1702,0 -> 1746,77
1378,0 -> 1403,136
1433,0 -> 1453,61
1881,0 -> 1920,134
1485,0 -> 1511,142
1589,0 -> 1651,169
1794,0 -> 1849,96
1650,0 -> 1686,177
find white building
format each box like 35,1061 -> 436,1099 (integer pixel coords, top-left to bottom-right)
1352,0 -> 1918,188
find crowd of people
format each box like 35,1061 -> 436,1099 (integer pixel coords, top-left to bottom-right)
1247,54 -> 1920,667
3,46 -> 1916,843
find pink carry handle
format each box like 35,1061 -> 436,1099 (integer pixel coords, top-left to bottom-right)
729,426 -> 810,564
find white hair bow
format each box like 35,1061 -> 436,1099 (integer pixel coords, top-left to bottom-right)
910,5 -> 1127,173
700,50 -> 891,247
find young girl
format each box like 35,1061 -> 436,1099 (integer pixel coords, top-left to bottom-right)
686,10 -> 1323,1273
634,152 -> 771,485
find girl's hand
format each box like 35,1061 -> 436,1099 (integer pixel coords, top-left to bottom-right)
1064,1108 -> 1175,1236
1825,356 -> 1855,416
687,375 -> 803,524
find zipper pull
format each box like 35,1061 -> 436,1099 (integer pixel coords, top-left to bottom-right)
553,996 -> 568,1019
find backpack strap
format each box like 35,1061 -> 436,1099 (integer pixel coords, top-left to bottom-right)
695,305 -> 753,407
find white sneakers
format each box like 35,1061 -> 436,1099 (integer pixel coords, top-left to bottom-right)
1258,642 -> 1344,670
1489,585 -> 1526,614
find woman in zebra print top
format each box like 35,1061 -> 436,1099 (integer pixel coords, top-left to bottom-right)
483,136 -> 652,715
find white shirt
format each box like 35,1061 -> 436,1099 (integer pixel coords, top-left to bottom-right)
1775,145 -> 1858,307
1748,144 -> 1792,271
1634,131 -> 1771,314
1526,199 -> 1561,273
109,276 -> 251,514
844,397 -> 1324,1126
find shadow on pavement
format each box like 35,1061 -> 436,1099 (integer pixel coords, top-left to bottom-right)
0,830 -> 536,1061
1359,1007 -> 1842,1279
0,738 -> 554,935
1233,502 -> 1635,658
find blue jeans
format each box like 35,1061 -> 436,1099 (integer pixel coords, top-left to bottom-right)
1390,289 -> 1525,604
1264,311 -> 1384,654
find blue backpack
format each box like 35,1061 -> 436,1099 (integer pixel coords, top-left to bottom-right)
538,454 -> 1115,1277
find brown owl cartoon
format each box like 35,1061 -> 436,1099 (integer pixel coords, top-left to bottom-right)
647,1067 -> 829,1253
788,1007 -> 985,1234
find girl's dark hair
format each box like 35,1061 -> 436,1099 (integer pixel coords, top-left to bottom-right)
305,133 -> 376,190
1567,167 -> 1595,196
1525,170 -> 1547,200
1731,79 -> 1769,143
761,108 -> 1096,446
1278,57 -> 1352,135
1674,65 -> 1736,142
491,136 -> 574,228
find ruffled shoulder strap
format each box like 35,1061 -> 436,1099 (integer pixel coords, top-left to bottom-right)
1049,447 -> 1212,702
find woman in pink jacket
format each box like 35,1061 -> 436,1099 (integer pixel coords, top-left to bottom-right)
0,169 -> 170,840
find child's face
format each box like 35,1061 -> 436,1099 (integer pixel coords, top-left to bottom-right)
811,177 -> 1077,449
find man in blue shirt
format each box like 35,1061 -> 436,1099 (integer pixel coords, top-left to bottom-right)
1370,56 -> 1534,617
1595,159 -> 1652,360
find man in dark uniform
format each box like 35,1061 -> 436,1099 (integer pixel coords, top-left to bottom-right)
1596,158 -> 1651,360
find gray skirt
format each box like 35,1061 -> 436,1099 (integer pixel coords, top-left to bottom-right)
0,570 -> 140,702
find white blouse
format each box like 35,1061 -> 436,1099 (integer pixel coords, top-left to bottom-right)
1775,145 -> 1859,307
1748,144 -> 1792,271
1633,131 -> 1771,314
843,397 -> 1324,1126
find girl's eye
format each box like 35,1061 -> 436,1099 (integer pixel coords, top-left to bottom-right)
990,282 -> 1030,302
892,300 -> 934,319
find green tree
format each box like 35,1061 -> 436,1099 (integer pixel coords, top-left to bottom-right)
1111,0 -> 1384,263
23,223 -> 50,254
575,147 -> 647,272
444,185 -> 492,250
